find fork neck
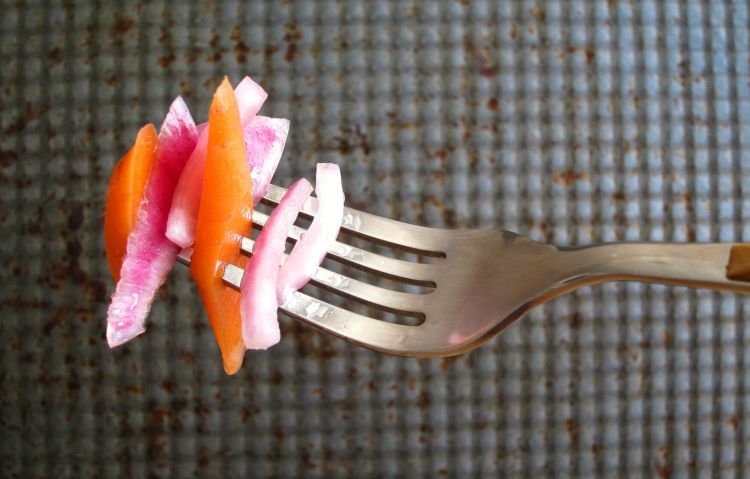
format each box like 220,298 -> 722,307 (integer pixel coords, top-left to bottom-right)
555,242 -> 750,295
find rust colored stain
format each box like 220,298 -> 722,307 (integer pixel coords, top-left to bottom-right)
264,45 -> 279,59
678,59 -> 690,86
416,391 -> 431,410
554,169 -> 587,186
106,74 -> 118,86
466,39 -> 497,77
686,226 -> 696,242
585,48 -> 595,64
235,41 -> 250,63
179,79 -> 192,97
283,23 -> 302,63
43,308 -> 67,335
286,322 -> 337,360
160,381 -> 174,392
656,463 -> 671,479
730,415 -> 739,431
49,47 -> 63,64
565,419 -> 579,442
6,103 -> 46,135
67,204 -> 84,230
332,124 -> 370,155
530,7 -> 547,22
209,32 -> 220,48
151,410 -> 169,421
726,244 -> 750,281
231,26 -> 250,64
158,54 -> 176,68
487,97 -> 498,110
285,43 -> 297,63
184,50 -> 201,65
510,25 -> 518,39
0,149 -> 17,167
283,23 -> 302,42
114,16 -> 134,35
660,330 -> 671,348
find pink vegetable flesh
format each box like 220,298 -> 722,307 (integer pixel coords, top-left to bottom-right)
166,76 -> 267,247
106,97 -> 198,347
246,116 -> 290,204
276,163 -> 344,305
240,178 -> 313,349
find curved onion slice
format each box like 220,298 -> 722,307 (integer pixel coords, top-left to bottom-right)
276,163 -> 344,305
166,77 -> 267,247
106,97 -> 198,347
240,178 -> 313,349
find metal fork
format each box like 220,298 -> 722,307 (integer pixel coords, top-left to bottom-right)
179,184 -> 750,358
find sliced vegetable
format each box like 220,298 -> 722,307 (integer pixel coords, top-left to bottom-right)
241,178 -> 312,349
246,116 -> 290,204
190,78 -> 253,375
106,97 -> 199,347
166,76 -> 267,248
276,163 -> 344,304
104,124 -> 158,283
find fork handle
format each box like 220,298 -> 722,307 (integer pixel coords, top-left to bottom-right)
560,243 -> 750,294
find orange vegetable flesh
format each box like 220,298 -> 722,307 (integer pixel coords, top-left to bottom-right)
104,124 -> 158,283
190,78 -> 252,375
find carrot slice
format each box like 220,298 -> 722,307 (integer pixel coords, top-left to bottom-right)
191,77 -> 252,375
103,124 -> 158,283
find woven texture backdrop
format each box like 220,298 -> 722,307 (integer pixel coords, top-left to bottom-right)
1,0 -> 750,477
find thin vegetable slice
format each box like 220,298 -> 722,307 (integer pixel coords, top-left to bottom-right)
241,178 -> 312,349
190,78 -> 252,375
104,124 -> 158,283
246,116 -> 290,205
276,163 -> 344,304
166,76 -> 267,248
106,97 -> 198,347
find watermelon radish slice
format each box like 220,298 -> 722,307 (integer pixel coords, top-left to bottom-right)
276,163 -> 344,305
106,97 -> 199,347
241,178 -> 312,349
245,116 -> 290,205
166,76 -> 268,248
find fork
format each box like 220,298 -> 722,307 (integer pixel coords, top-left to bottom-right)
179,183 -> 750,357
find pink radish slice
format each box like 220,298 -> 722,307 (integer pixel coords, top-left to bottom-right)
276,163 -> 344,305
106,97 -> 198,347
240,178 -> 313,349
246,116 -> 290,205
166,76 -> 267,248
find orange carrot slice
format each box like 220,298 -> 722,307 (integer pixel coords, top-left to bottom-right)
104,124 -> 158,283
190,77 -> 252,375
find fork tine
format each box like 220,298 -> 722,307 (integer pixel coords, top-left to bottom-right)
263,184 -> 449,254
278,289 -> 420,354
177,253 -> 425,353
224,241 -> 427,318
247,211 -> 436,286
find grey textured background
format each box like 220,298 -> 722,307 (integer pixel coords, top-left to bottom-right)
1,0 -> 750,477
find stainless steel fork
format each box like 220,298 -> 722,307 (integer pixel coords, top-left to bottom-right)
179,184 -> 750,358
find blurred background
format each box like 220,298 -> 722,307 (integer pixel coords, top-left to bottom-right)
1,0 -> 750,477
